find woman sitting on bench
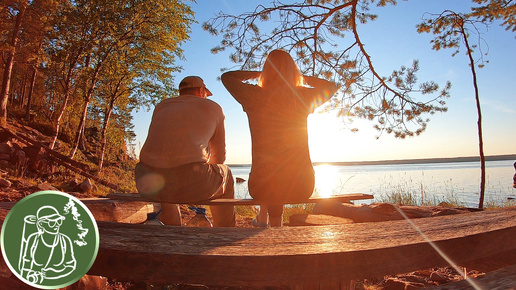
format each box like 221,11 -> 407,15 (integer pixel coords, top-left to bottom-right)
222,50 -> 338,227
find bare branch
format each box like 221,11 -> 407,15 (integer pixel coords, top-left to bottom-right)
204,0 -> 450,138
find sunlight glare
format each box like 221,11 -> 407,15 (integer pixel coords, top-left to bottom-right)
313,164 -> 339,198
307,108 -> 384,162
307,110 -> 346,161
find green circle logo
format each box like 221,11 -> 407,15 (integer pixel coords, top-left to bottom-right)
1,190 -> 99,289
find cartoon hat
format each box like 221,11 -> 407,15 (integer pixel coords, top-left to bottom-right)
179,76 -> 212,96
37,206 -> 65,221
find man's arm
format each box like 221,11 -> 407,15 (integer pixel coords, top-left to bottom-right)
207,118 -> 227,165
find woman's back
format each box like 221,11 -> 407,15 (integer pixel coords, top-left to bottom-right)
242,87 -> 315,203
221,51 -> 338,204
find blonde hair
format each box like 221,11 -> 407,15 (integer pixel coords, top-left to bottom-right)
258,50 -> 304,88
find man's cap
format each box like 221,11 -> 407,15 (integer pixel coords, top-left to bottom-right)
37,206 -> 65,221
179,76 -> 212,96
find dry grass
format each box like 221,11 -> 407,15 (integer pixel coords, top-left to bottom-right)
232,203 -> 315,225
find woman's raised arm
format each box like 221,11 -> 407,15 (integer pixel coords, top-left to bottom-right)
221,71 -> 261,104
301,76 -> 339,110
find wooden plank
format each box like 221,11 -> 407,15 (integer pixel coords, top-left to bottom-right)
80,198 -> 158,223
289,214 -> 354,226
81,207 -> 516,286
0,199 -> 157,224
106,192 -> 374,205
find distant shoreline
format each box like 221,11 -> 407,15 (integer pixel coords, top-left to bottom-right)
228,154 -> 516,167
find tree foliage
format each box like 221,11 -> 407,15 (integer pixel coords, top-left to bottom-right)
1,0 -> 194,168
204,0 -> 452,138
470,0 -> 516,32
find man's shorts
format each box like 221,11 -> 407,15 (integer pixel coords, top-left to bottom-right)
134,161 -> 234,203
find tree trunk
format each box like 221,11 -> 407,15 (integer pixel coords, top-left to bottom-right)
18,74 -> 27,108
69,96 -> 90,159
69,67 -> 102,158
98,102 -> 114,173
49,45 -> 86,149
98,75 -> 125,172
25,67 -> 37,121
0,1 -> 28,126
25,27 -> 46,121
461,24 -> 485,209
69,48 -> 111,159
49,90 -> 70,149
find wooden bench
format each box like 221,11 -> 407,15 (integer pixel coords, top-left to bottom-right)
106,192 -> 374,205
1,201 -> 515,288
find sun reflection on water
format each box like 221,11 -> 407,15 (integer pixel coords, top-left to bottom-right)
313,164 -> 340,198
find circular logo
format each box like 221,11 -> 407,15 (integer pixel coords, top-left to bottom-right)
1,191 -> 99,289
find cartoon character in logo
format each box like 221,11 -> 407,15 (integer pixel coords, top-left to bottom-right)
19,206 -> 76,284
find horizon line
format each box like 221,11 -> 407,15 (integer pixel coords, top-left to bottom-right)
227,154 -> 516,167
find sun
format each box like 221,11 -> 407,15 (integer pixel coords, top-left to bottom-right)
307,109 -> 347,161
307,108 -> 379,162
313,164 -> 340,197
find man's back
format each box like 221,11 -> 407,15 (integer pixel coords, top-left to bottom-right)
139,95 -> 226,168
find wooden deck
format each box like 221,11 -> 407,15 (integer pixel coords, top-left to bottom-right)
87,207 -> 516,287
1,200 -> 515,288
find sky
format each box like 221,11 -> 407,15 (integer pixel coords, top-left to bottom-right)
132,0 -> 516,165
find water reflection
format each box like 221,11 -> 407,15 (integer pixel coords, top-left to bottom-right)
230,160 -> 516,207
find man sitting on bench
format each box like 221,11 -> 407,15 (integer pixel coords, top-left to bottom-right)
134,76 -> 236,227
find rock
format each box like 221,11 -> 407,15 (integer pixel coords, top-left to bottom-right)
69,178 -> 80,189
0,276 -> 33,289
382,278 -> 425,290
431,207 -> 470,217
0,142 -> 13,154
429,271 -> 449,284
314,202 -> 401,223
13,150 -> 26,165
289,214 -> 353,226
78,178 -> 93,193
62,275 -> 108,290
397,206 -> 433,219
32,182 -> 58,192
413,269 -> 433,276
382,278 -> 409,290
403,274 -> 427,284
405,282 -> 426,290
0,129 -> 12,142
13,179 -> 33,189
0,178 -> 11,188
11,142 -> 23,151
314,202 -> 476,223
0,250 -> 12,278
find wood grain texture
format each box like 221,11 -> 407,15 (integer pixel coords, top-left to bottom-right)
2,201 -> 515,287
84,207 -> 516,286
107,193 -> 374,205
0,198 -> 157,224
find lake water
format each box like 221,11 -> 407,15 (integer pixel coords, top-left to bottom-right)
230,160 -> 516,207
